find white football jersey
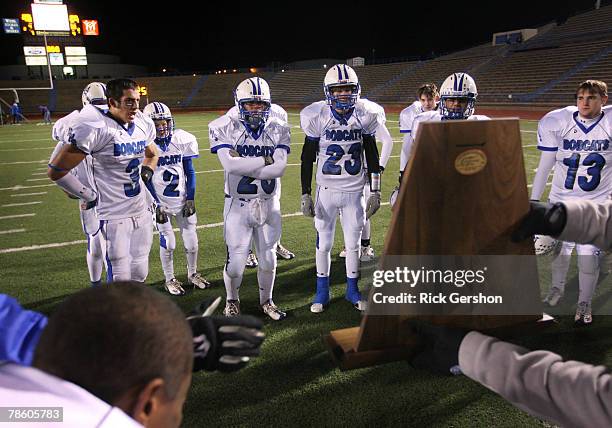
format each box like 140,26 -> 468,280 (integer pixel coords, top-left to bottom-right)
152,129 -> 199,214
538,107 -> 612,202
209,113 -> 291,199
50,110 -> 96,190
300,99 -> 381,192
69,105 -> 156,220
399,101 -> 424,170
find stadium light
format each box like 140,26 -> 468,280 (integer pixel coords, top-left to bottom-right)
281,69 -> 285,72
323,64 -> 327,68
162,68 -> 166,73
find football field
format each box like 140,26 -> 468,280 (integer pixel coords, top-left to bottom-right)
1,112 -> 611,427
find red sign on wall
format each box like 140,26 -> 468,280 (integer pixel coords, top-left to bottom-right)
81,20 -> 99,36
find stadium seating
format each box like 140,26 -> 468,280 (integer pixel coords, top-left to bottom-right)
3,4 -> 611,116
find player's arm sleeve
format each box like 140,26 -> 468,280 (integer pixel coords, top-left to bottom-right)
216,148 -> 266,175
363,134 -> 381,174
251,126 -> 291,180
459,331 -> 612,428
183,157 -> 197,200
0,294 -> 48,366
530,117 -> 560,200
530,151 -> 556,200
300,136 -> 319,195
143,144 -> 161,203
377,123 -> 394,170
557,199 -> 612,250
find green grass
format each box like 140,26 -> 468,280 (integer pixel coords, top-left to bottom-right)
0,112 -> 611,427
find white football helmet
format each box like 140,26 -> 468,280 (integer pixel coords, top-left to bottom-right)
234,77 -> 271,130
142,102 -> 174,145
534,235 -> 560,256
324,64 -> 361,111
82,82 -> 108,111
439,73 -> 477,120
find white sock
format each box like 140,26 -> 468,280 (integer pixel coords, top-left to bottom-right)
258,269 -> 275,305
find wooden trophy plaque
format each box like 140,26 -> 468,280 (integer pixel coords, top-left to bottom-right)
325,118 -> 548,370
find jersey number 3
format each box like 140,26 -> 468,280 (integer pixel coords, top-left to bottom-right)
124,159 -> 141,197
322,143 -> 362,175
563,153 -> 606,191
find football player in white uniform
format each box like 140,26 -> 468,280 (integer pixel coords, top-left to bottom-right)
338,97 -> 393,261
391,83 -> 440,206
224,104 -> 296,267
48,78 -> 159,283
300,64 -> 383,313
209,77 -> 290,320
531,80 -> 611,324
143,102 -> 211,295
49,82 -> 108,287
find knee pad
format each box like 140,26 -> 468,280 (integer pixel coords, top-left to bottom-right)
159,233 -> 176,252
182,230 -> 199,253
258,249 -> 277,272
315,231 -> 334,252
225,250 -> 248,278
578,253 -> 600,275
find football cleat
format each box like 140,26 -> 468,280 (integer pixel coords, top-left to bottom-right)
262,300 -> 287,321
360,245 -> 375,262
543,287 -> 563,307
245,250 -> 258,268
353,300 -> 368,312
164,278 -> 185,296
311,277 -> 331,313
276,243 -> 295,260
188,272 -> 211,289
339,248 -> 347,258
345,279 -> 366,312
534,235 -> 560,256
574,301 -> 593,325
223,300 -> 241,317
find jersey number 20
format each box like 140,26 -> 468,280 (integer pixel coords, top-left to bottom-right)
238,177 -> 276,194
563,153 -> 606,191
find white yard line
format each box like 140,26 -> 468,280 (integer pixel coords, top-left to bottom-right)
0,213 -> 36,220
0,183 -> 56,191
0,228 -> 26,235
527,181 -> 552,189
31,172 -> 48,176
0,147 -> 54,152
26,178 -> 50,182
0,160 -> 47,166
2,201 -> 42,207
10,192 -> 47,197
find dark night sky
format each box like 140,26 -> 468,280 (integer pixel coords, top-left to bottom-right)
0,0 -> 608,72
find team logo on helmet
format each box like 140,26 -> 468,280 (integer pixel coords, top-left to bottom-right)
143,102 -> 174,147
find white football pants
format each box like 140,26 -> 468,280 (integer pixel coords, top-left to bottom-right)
314,186 -> 365,279
101,211 -> 153,282
157,211 -> 199,282
223,196 -> 281,304
552,241 -> 600,304
86,230 -> 106,283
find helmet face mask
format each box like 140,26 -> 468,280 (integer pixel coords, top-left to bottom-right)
439,73 -> 477,120
234,78 -> 272,132
324,64 -> 361,113
142,102 -> 174,146
82,82 -> 108,112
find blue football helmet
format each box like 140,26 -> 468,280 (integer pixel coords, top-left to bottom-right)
439,73 -> 478,120
234,77 -> 271,130
143,102 -> 174,146
324,64 -> 360,111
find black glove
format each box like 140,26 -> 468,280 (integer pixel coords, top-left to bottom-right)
511,201 -> 567,242
156,205 -> 168,224
187,314 -> 265,372
408,320 -> 469,375
182,200 -> 196,217
141,165 -> 154,183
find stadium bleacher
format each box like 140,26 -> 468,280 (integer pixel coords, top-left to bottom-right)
2,4 -> 611,116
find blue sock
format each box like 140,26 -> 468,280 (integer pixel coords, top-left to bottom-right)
314,276 -> 330,305
91,280 -> 102,287
345,277 -> 361,304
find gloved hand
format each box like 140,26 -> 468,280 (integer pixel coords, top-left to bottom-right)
511,201 -> 567,242
79,197 -> 99,235
408,320 -> 469,375
263,156 -> 274,166
182,200 -> 196,217
140,165 -> 154,184
156,205 -> 169,224
365,191 -> 381,219
187,300 -> 265,373
301,193 -> 315,217
389,186 -> 399,208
